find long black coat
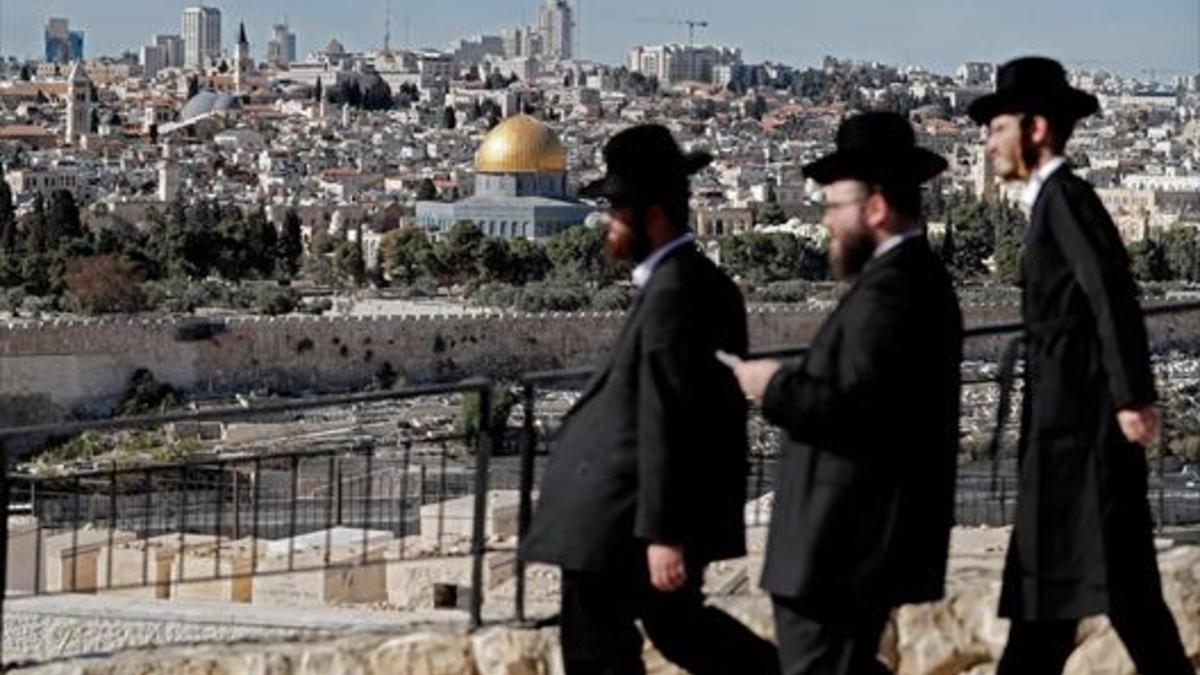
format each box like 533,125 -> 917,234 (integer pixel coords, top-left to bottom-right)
999,165 -> 1161,621
759,237 -> 962,615
520,245 -> 751,572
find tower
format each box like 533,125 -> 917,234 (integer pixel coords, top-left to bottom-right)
158,141 -> 179,203
65,61 -> 91,145
234,21 -> 250,93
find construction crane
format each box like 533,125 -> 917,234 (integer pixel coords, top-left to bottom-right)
637,18 -> 710,46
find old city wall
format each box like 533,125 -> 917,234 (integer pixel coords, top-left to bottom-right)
38,300 -> 1200,430
0,306 -> 860,427
11,302 -> 1200,429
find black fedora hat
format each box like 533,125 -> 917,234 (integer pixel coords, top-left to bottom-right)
579,124 -> 713,203
802,111 -> 947,186
967,56 -> 1099,125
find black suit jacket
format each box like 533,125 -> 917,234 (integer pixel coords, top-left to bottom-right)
759,236 -> 962,613
520,244 -> 751,572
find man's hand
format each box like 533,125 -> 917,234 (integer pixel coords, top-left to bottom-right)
731,359 -> 782,401
1117,406 -> 1161,447
647,543 -> 687,593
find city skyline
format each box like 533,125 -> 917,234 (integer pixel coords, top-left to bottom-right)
0,0 -> 1193,79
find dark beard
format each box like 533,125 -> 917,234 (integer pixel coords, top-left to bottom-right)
832,229 -> 876,281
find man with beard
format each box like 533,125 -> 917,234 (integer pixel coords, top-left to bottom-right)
732,112 -> 962,675
968,56 -> 1191,674
520,124 -> 779,675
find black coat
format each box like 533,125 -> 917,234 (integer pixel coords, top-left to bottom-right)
999,165 -> 1160,621
759,236 -> 962,614
520,244 -> 751,572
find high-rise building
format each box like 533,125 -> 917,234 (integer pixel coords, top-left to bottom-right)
537,0 -> 573,61
44,18 -> 84,63
629,44 -> 742,86
156,34 -> 185,69
141,44 -> 164,78
267,23 -> 297,65
182,6 -> 221,68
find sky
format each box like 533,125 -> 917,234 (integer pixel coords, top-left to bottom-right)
3,0 -> 1197,79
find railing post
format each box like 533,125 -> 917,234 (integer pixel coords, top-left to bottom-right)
469,382 -> 494,630
0,453 -> 10,664
514,382 -> 537,625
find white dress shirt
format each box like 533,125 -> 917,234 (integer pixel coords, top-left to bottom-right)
632,233 -> 696,288
1020,156 -> 1067,209
872,229 -> 924,261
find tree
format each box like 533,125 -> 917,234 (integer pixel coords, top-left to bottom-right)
477,237 -> 513,283
752,201 -> 787,225
0,180 -> 16,253
993,231 -> 1023,285
1130,238 -> 1170,282
18,64 -> 32,81
63,254 -> 147,314
438,222 -> 485,283
1161,227 -> 1198,281
507,237 -> 552,284
415,178 -> 438,201
442,106 -> 458,130
333,231 -> 366,286
278,209 -> 304,278
25,193 -> 48,255
46,189 -> 83,242
382,227 -> 435,284
314,76 -> 324,102
545,225 -> 621,285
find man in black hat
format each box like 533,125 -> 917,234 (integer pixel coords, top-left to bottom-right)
732,111 -> 962,675
969,56 -> 1192,674
520,124 -> 779,675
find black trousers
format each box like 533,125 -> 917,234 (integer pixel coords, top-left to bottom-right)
771,595 -> 891,675
560,559 -> 780,675
997,599 -> 1192,675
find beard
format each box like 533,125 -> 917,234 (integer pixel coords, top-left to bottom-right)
604,211 -> 654,264
830,226 -> 876,281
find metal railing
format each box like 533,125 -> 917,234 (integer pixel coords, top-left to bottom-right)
508,301 -> 1200,622
2,301 -> 1199,664
0,378 -> 498,666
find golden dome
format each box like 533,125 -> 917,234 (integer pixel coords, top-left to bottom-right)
475,114 -> 567,173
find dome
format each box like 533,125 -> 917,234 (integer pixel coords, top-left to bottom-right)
475,114 -> 567,173
180,91 -> 242,122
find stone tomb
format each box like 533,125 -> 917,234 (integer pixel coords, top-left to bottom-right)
97,533 -> 220,599
42,528 -> 137,593
419,490 -> 519,543
252,528 -> 395,607
383,537 -> 517,610
170,537 -> 268,604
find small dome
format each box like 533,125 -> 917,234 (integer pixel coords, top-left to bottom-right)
180,90 -> 242,121
475,114 -> 566,173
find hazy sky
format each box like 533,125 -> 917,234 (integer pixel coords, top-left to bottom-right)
4,0 -> 1197,78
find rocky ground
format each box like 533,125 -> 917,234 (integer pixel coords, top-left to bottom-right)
11,526 -> 1200,674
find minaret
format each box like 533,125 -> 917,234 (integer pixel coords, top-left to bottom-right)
65,61 -> 91,145
234,22 -> 250,94
158,141 -> 179,203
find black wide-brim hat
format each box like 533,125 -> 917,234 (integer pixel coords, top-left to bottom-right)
968,56 -> 1099,125
803,111 -> 947,186
580,124 -> 713,203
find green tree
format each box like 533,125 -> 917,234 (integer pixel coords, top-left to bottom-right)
0,179 -> 17,252
545,225 -> 620,284
382,227 -> 435,284
442,106 -> 457,130
1161,227 -> 1198,281
25,193 -> 48,255
438,221 -> 485,283
477,237 -> 513,283
415,178 -> 438,201
1130,238 -> 1170,282
278,209 -> 304,278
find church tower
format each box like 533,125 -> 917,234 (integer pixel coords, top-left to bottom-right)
234,22 -> 250,94
65,62 -> 92,145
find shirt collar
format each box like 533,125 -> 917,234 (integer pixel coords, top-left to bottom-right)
872,229 -> 923,261
1020,156 -> 1067,208
632,232 -> 696,288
